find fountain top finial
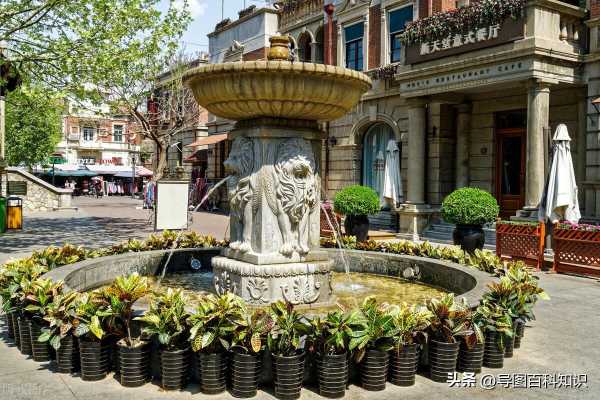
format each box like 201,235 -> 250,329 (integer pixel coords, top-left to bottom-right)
267,35 -> 291,61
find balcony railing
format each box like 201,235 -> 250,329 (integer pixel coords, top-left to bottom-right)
279,0 -> 323,30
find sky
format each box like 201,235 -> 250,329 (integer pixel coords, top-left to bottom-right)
161,0 -> 274,54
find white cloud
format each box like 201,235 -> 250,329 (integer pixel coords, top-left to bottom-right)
174,0 -> 208,18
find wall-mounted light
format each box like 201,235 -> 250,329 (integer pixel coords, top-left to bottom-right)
328,136 -> 337,147
589,96 -> 600,126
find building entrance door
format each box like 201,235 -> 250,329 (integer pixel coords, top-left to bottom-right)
495,128 -> 526,219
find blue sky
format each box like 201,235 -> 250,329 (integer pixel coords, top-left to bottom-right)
160,0 -> 273,54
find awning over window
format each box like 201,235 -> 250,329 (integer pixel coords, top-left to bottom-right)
185,133 -> 228,148
185,149 -> 209,163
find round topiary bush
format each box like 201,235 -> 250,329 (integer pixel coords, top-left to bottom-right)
334,185 -> 380,216
441,188 -> 499,226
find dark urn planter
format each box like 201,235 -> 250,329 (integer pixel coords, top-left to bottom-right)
118,340 -> 151,387
12,313 -> 21,349
29,320 -> 51,362
389,344 -> 418,387
57,335 -> 80,374
17,315 -> 33,356
457,340 -> 484,374
5,312 -> 15,339
453,224 -> 485,253
272,352 -> 306,400
316,352 -> 348,398
344,215 -> 370,242
429,340 -> 459,383
160,347 -> 190,391
359,349 -> 389,391
79,337 -> 111,381
197,352 -> 228,394
504,333 -> 516,358
230,352 -> 262,398
483,331 -> 504,369
514,320 -> 525,349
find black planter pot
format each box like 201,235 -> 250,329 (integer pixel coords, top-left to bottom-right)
11,313 -> 21,349
197,352 -> 228,394
504,333 -> 516,358
514,320 -> 525,349
457,340 -> 484,374
316,352 -> 348,398
344,215 -> 370,242
273,352 -> 306,400
17,315 -> 33,356
160,347 -> 190,391
79,337 -> 111,381
359,349 -> 389,391
230,352 -> 262,398
453,224 -> 485,253
110,338 -> 120,375
5,312 -> 15,339
57,335 -> 80,374
118,341 -> 151,387
29,320 -> 51,362
389,344 -> 418,387
429,340 -> 459,383
483,332 -> 504,369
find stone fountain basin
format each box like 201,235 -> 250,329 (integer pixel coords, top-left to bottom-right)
183,61 -> 372,121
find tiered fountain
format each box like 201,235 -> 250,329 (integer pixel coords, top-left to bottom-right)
184,36 -> 371,307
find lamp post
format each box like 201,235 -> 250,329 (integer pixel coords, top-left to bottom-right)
131,153 -> 137,199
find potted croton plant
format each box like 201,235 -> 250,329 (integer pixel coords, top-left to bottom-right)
267,301 -> 311,400
24,278 -> 62,362
334,185 -> 380,242
387,303 -> 432,386
349,297 -> 394,392
441,187 -> 499,253
229,308 -> 273,398
425,294 -> 473,382
477,302 -> 513,369
188,293 -> 245,395
136,288 -> 191,391
456,305 -> 485,374
39,291 -> 81,373
308,309 -> 357,398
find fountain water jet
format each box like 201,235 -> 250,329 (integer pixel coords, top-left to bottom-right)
183,37 -> 371,307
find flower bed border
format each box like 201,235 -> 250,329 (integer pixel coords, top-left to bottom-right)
495,221 -> 545,271
553,224 -> 600,277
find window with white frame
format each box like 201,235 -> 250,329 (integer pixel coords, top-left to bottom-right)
82,127 -> 95,141
345,23 -> 364,71
113,124 -> 124,142
389,6 -> 413,63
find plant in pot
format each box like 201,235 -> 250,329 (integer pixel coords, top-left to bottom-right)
229,308 -> 273,398
308,309 -> 358,398
441,187 -> 499,253
348,296 -> 395,391
136,288 -> 191,391
334,185 -> 380,242
456,306 -> 485,374
39,291 -> 81,373
0,265 -> 17,340
267,301 -> 311,400
476,302 -> 513,369
188,293 -> 245,395
387,303 -> 432,386
103,273 -> 152,387
24,278 -> 63,362
425,294 -> 473,383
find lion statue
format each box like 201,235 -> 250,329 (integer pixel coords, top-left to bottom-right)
224,137 -> 254,253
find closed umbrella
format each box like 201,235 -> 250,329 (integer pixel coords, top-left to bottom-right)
538,124 -> 581,224
382,139 -> 403,208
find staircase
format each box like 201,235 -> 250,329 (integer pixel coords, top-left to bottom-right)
421,222 -> 497,249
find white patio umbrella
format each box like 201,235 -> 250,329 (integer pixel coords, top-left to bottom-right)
382,139 -> 403,208
538,124 -> 581,224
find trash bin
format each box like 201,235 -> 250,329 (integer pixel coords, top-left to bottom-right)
0,197 -> 6,233
7,196 -> 23,230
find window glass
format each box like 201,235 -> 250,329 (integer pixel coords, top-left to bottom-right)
345,23 -> 364,71
389,6 -> 413,63
363,123 -> 395,200
83,127 -> 95,141
113,125 -> 124,142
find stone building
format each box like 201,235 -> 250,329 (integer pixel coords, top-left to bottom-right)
275,0 -> 600,239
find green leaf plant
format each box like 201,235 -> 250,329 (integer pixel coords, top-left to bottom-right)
308,308 -> 359,357
348,296 -> 395,362
39,291 -> 80,350
426,293 -> 474,344
267,301 -> 311,357
230,308 -> 274,355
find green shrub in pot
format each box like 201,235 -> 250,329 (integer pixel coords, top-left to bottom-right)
24,278 -> 63,361
334,185 -> 380,242
476,302 -> 513,369
441,188 -> 499,253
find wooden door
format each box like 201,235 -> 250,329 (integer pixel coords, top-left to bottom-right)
496,128 -> 526,219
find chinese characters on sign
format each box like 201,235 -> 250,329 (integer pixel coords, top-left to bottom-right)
447,372 -> 588,390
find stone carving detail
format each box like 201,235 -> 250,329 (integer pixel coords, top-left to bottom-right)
281,276 -> 321,305
213,270 -> 238,295
247,278 -> 269,303
224,137 -> 254,253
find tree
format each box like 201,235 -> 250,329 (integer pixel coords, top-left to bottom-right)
5,85 -> 62,169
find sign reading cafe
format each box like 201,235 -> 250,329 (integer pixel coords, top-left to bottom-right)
420,25 -> 501,55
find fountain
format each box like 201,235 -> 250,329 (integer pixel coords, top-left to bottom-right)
183,36 -> 371,307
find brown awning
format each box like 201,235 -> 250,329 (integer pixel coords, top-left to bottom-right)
186,133 -> 228,148
184,149 -> 208,163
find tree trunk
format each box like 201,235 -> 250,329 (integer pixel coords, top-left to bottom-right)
154,140 -> 168,181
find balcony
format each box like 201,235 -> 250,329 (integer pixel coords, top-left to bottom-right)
77,140 -> 140,152
279,0 -> 324,30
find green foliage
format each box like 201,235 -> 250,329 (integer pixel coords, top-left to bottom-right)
426,294 -> 473,344
387,303 -> 432,347
188,293 -> 245,353
5,86 -> 62,169
348,297 -> 395,362
23,278 -> 63,322
135,288 -> 190,350
475,302 -> 513,350
308,309 -> 358,356
230,309 -> 274,355
39,291 -> 80,350
267,301 -> 310,357
441,188 -> 499,225
334,185 -> 380,216
72,291 -> 112,341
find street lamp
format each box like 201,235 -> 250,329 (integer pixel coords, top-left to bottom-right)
131,152 -> 137,199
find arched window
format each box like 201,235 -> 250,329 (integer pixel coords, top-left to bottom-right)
314,27 -> 324,63
362,123 -> 395,200
297,32 -> 312,62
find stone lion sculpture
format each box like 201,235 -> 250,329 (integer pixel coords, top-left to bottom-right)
224,136 -> 254,252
